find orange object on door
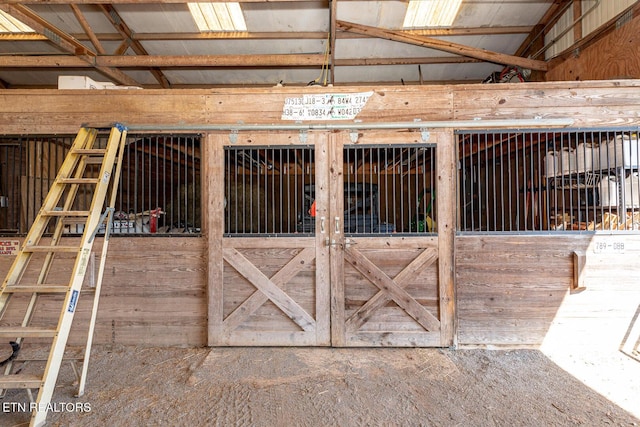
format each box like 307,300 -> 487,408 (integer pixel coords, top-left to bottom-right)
309,200 -> 316,217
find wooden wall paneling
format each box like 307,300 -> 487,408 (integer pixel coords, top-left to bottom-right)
205,133 -> 225,346
452,83 -> 640,127
455,234 -> 640,346
13,80 -> 640,135
0,91 -> 209,134
95,237 -> 206,346
546,3 -> 640,82
0,237 -> 206,346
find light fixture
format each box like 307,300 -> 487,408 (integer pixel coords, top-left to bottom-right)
188,2 -> 247,32
0,10 -> 34,33
403,0 -> 463,28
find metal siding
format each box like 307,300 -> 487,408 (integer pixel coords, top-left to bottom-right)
545,8 -> 574,59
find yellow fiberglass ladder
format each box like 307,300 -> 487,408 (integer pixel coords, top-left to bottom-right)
0,125 -> 127,427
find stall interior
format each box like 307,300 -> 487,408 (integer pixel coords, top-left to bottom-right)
224,145 -> 437,237
458,128 -> 640,232
0,133 -> 201,236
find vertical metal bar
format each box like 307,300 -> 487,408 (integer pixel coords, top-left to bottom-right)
416,146 -> 420,233
383,148 -> 388,232
369,147 -> 375,233
154,136 -> 159,229
293,148 -> 298,234
460,135 -> 466,231
362,147 -> 368,233
535,132 -> 541,231
279,148 -> 292,233
474,134 -> 480,231
390,147 -> 396,232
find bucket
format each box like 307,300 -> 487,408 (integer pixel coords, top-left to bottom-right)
624,172 -> 640,208
598,175 -> 617,207
544,151 -> 559,177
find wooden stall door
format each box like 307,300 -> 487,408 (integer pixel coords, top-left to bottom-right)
207,133 -> 331,346
329,132 -> 456,347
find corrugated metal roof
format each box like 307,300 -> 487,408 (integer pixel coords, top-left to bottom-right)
0,1 -> 633,88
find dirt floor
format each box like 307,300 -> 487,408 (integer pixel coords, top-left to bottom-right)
2,344 -> 639,427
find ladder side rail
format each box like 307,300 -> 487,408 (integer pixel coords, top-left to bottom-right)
30,126 -> 126,427
76,129 -> 128,396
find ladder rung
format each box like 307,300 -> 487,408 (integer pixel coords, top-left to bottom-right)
42,210 -> 91,217
0,374 -> 42,389
0,327 -> 57,338
22,245 -> 80,253
71,148 -> 106,155
85,157 -> 106,165
2,285 -> 70,293
58,178 -> 100,185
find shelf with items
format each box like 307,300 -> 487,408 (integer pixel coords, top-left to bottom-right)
544,132 -> 640,231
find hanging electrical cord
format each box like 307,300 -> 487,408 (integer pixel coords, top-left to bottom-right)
308,32 -> 331,86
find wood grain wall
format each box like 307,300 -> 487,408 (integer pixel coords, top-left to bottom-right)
546,3 -> 640,81
456,234 -> 640,347
1,80 -> 640,134
1,81 -> 640,347
0,237 -> 206,346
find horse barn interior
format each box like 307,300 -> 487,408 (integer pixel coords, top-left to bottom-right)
0,0 -> 640,425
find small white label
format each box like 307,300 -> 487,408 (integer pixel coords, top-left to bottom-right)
281,91 -> 373,121
593,241 -> 625,254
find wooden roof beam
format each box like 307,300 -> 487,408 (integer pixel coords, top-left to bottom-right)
98,4 -> 170,88
70,4 -> 106,54
61,26 -> 536,42
0,54 -> 480,68
336,20 -> 548,72
0,4 -> 141,86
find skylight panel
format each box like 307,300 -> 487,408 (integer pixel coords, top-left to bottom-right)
403,0 -> 463,28
188,3 -> 247,32
0,9 -> 34,33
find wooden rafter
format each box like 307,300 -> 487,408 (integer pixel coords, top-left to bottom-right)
70,4 -> 106,54
0,4 -> 140,86
98,4 -> 170,88
336,20 -> 548,72
0,54 -> 327,68
61,26 -> 536,42
0,54 -> 478,68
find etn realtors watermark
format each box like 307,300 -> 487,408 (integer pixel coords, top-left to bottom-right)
2,401 -> 91,413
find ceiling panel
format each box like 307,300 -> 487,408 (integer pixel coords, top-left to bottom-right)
0,1 -> 583,88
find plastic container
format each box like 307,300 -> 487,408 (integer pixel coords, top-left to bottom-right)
576,142 -> 594,172
597,134 -> 640,170
598,175 -> 618,207
544,151 -> 559,177
624,172 -> 640,208
559,148 -> 576,175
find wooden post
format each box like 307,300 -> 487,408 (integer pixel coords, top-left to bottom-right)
314,132 -> 332,345
205,133 -> 225,346
437,129 -> 457,347
329,132 -> 346,346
